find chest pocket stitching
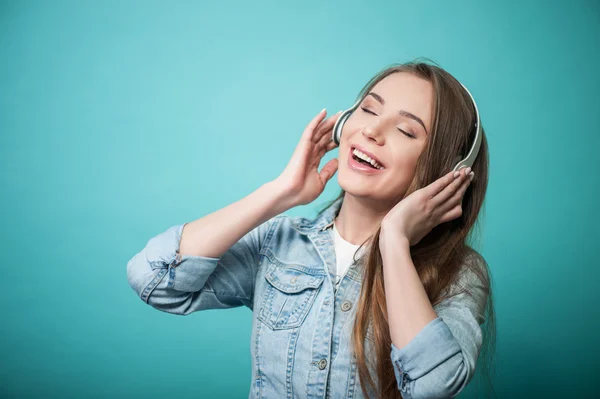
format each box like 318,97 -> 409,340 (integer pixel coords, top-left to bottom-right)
259,261 -> 325,330
262,246 -> 319,272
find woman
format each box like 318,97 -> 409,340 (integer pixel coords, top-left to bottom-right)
127,59 -> 496,399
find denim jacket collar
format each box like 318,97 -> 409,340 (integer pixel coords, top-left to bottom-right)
290,197 -> 344,235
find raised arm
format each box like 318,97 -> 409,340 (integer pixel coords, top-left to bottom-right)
126,181 -> 294,315
126,108 -> 343,315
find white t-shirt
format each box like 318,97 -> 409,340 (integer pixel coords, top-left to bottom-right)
331,219 -> 367,291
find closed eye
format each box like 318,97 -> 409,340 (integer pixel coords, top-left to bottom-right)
360,107 -> 416,139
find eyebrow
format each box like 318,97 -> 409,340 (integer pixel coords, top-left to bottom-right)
366,92 -> 429,135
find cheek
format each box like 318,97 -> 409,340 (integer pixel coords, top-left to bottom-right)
386,143 -> 423,170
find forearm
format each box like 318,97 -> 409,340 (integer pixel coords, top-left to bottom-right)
179,180 -> 295,258
380,228 -> 486,397
380,229 -> 437,350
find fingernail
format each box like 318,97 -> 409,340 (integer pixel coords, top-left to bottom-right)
469,171 -> 474,180
338,110 -> 343,114
453,171 -> 460,178
464,167 -> 471,176
321,108 -> 326,113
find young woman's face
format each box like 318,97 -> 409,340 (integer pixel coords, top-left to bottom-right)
338,72 -> 433,202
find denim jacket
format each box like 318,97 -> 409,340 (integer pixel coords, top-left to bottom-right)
127,197 -> 488,399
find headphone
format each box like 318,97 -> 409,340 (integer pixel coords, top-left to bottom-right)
332,79 -> 482,173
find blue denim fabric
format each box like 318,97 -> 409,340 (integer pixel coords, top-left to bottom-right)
127,197 -> 487,398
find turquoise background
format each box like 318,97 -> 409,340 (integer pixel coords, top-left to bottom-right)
1,0 -> 598,397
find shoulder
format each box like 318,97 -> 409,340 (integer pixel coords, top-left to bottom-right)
461,249 -> 491,288
260,213 -> 310,248
437,249 -> 491,317
443,248 -> 490,291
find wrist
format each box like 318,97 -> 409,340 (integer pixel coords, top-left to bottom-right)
379,226 -> 410,251
263,180 -> 299,211
379,235 -> 412,272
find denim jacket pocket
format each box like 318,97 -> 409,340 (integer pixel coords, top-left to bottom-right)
258,259 -> 325,330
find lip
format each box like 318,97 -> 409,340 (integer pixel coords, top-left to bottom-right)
348,146 -> 385,175
351,144 -> 385,168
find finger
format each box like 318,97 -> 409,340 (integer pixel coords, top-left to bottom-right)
325,140 -> 338,151
314,144 -> 329,167
429,168 -> 470,207
319,158 -> 339,184
320,138 -> 340,161
302,109 -> 327,142
315,139 -> 338,160
315,127 -> 336,152
438,204 -> 463,224
312,113 -> 340,152
312,111 -> 336,136
437,172 -> 472,215
309,134 -> 335,169
294,110 -> 327,163
312,111 -> 342,143
310,114 -> 342,164
425,169 -> 463,201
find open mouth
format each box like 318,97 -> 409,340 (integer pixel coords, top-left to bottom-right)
350,146 -> 384,170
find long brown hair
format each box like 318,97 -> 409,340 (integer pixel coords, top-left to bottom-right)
316,58 -> 496,398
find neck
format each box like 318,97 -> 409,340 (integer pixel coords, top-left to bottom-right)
334,193 -> 392,245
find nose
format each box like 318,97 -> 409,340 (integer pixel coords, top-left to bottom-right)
361,122 -> 384,143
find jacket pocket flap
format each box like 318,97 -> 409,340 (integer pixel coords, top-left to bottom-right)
265,265 -> 325,294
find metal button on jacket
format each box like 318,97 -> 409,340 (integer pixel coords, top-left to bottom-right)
318,359 -> 327,370
341,300 -> 352,312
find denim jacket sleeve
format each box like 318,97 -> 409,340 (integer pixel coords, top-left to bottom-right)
126,215 -> 282,315
390,255 -> 489,398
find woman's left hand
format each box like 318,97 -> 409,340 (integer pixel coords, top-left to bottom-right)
380,167 -> 474,248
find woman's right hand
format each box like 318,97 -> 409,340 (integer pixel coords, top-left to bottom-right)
272,108 -> 342,206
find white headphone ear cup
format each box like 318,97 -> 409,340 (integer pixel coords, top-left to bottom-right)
332,114 -> 343,145
333,110 -> 353,145
334,120 -> 341,144
332,122 -> 339,144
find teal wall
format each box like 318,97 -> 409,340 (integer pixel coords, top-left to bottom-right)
1,0 -> 598,397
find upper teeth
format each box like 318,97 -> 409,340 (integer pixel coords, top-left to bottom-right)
353,148 -> 384,170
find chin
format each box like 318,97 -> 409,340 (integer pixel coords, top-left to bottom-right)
338,170 -> 378,195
